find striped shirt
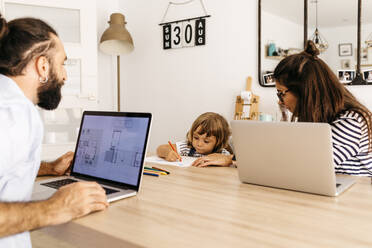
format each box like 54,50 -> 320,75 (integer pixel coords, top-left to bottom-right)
331,111 -> 372,176
175,140 -> 230,157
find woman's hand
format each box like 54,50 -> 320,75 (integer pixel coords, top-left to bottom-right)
279,103 -> 288,121
192,153 -> 233,167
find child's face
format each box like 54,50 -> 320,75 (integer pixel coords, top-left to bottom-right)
192,126 -> 217,155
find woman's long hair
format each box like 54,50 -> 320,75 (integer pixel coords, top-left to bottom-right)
273,40 -> 372,152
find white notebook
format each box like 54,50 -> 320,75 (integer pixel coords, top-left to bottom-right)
145,156 -> 197,167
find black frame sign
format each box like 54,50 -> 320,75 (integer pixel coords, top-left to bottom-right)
160,16 -> 209,50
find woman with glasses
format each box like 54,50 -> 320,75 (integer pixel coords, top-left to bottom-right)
273,40 -> 372,176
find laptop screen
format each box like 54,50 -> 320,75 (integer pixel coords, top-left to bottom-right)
71,112 -> 151,188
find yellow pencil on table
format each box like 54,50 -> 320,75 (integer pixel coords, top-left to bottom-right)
168,141 -> 182,162
151,166 -> 170,174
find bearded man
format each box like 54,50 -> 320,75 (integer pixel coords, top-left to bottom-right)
0,15 -> 108,248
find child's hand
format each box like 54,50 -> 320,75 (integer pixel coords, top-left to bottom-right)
192,153 -> 233,167
165,150 -> 181,162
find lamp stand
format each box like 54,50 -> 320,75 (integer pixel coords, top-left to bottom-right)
117,55 -> 121,111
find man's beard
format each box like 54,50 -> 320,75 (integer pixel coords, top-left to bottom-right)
37,68 -> 64,110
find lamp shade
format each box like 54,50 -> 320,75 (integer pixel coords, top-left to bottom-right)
100,13 -> 134,55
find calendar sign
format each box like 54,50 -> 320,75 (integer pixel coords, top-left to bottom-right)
162,18 -> 207,49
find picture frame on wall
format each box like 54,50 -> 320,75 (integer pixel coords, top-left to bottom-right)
363,69 -> 372,83
339,43 -> 353,56
340,59 -> 351,69
338,70 -> 355,84
262,72 -> 275,86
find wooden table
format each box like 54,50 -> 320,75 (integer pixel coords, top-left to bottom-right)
31,165 -> 372,248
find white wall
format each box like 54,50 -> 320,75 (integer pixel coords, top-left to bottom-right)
114,0 -> 372,153
118,0 -> 279,152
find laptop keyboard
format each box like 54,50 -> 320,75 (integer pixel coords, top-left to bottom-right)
41,178 -> 119,195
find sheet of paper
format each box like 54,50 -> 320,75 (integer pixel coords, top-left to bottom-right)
145,156 -> 197,167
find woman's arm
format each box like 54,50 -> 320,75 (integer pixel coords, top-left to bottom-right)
332,118 -> 362,165
330,114 -> 372,176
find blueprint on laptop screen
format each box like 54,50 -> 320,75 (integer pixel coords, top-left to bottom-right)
73,115 -> 149,186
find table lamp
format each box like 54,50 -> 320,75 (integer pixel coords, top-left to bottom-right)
99,13 -> 134,111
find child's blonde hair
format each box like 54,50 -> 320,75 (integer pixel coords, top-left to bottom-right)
186,112 -> 231,153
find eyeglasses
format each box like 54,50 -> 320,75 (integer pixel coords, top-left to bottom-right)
276,89 -> 290,102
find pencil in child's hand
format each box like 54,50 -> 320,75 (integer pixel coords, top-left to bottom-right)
168,141 -> 182,162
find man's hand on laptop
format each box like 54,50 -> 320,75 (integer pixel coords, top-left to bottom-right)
38,151 -> 74,176
46,181 -> 109,225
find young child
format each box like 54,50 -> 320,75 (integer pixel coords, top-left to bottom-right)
157,112 -> 234,167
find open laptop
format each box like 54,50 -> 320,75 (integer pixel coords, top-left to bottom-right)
231,121 -> 356,196
32,111 -> 152,202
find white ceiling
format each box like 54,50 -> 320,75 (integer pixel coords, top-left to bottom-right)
263,0 -> 372,27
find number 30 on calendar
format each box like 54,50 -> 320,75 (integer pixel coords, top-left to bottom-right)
163,19 -> 206,49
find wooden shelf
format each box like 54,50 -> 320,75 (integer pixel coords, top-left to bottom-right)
265,55 -> 285,60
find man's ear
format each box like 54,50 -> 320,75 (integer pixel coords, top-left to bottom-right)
35,56 -> 49,79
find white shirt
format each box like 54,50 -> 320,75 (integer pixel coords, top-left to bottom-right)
0,74 -> 43,248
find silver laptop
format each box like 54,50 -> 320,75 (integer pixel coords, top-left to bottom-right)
32,111 -> 152,202
231,121 -> 356,196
